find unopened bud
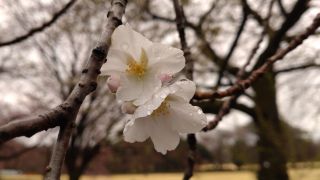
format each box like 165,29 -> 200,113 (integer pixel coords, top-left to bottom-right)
121,102 -> 137,114
159,74 -> 172,84
107,75 -> 120,93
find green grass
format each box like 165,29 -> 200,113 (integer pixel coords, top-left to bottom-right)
1,168 -> 320,180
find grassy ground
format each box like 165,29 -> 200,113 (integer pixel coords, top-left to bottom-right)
1,168 -> 320,180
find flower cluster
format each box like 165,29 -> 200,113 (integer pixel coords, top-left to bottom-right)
101,25 -> 207,154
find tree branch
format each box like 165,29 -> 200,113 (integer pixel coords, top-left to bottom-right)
254,0 -> 309,69
277,0 -> 288,18
194,12 -> 320,102
0,0 -> 77,47
275,63 -> 320,74
172,0 -> 197,179
0,0 -> 126,145
198,0 -> 219,27
203,0 -> 275,131
215,2 -> 248,88
43,1 -> 127,179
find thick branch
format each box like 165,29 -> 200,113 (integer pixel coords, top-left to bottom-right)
0,0 -> 77,47
204,1 -> 275,131
0,0 -> 126,145
254,0 -> 309,69
43,1 -> 127,179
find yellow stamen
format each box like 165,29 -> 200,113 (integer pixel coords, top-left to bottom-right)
152,98 -> 170,117
126,48 -> 148,78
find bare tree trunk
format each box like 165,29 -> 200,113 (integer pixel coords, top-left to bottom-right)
253,73 -> 289,180
65,142 -> 101,180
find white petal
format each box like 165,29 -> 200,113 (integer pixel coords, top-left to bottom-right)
133,83 -> 180,119
116,75 -> 143,102
132,73 -> 161,106
149,117 -> 180,154
148,43 -> 185,74
172,79 -> 196,102
116,73 -> 161,105
101,48 -> 130,76
123,118 -> 149,143
166,101 -> 207,133
111,25 -> 152,60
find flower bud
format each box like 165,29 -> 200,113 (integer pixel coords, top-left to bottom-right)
107,75 -> 120,93
121,102 -> 137,114
159,74 -> 172,84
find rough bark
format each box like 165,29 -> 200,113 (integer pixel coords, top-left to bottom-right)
253,73 -> 289,180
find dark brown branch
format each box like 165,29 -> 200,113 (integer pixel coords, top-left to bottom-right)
193,100 -> 256,118
198,0 -> 219,27
254,0 -> 309,69
242,0 -> 265,27
0,0 -> 126,145
0,0 -> 77,47
43,1 -> 127,179
202,1 -> 276,131
277,0 -> 288,18
194,12 -> 320,102
172,0 -> 192,79
0,108 -> 68,144
172,0 -> 196,179
275,63 -> 320,74
215,3 -> 248,88
145,2 -> 236,73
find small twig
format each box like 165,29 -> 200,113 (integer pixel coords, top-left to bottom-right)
195,12 -> 320,103
0,0 -> 77,47
275,63 -> 320,74
172,0 -> 192,79
253,0 -> 309,69
215,2 -> 248,88
277,0 -> 288,18
198,0 -> 220,27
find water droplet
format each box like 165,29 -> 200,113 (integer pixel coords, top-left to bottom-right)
147,111 -> 152,115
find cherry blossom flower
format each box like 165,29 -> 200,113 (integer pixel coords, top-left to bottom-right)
123,79 -> 207,154
101,25 -> 185,105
